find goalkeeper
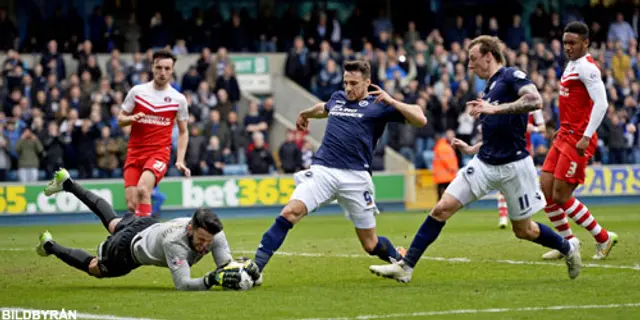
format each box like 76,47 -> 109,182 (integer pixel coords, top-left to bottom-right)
35,168 -> 259,291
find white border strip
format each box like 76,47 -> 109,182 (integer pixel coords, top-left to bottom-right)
0,307 -> 158,320
290,302 -> 640,320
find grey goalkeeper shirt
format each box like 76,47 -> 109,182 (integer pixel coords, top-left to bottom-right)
131,218 -> 233,290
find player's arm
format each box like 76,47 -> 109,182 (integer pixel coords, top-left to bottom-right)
209,231 -> 233,268
452,139 -> 482,155
175,97 -> 191,176
296,102 -> 328,131
582,69 -> 608,139
118,88 -> 143,127
164,241 -> 241,291
300,102 -> 329,119
528,109 -> 546,134
369,84 -> 427,127
492,84 -> 543,115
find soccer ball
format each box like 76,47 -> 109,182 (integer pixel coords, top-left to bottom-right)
223,261 -> 254,291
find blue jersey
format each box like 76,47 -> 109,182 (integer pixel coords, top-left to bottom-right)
478,67 -> 532,165
312,91 -> 405,172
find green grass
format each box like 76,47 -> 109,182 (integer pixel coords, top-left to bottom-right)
1,206 -> 639,320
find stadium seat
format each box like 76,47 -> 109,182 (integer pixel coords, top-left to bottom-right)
7,170 -> 18,182
223,164 -> 248,176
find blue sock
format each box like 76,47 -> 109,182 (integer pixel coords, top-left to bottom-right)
533,222 -> 571,255
403,216 -> 446,268
369,236 -> 402,262
254,216 -> 294,271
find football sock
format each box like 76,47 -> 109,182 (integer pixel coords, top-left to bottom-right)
44,241 -> 94,274
368,236 -> 402,262
135,203 -> 152,217
63,179 -> 117,231
532,222 -> 571,255
402,216 -> 446,268
254,216 -> 294,271
561,197 -> 609,243
497,193 -> 508,218
544,202 -> 574,240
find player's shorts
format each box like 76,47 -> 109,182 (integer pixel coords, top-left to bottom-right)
97,213 -> 158,277
446,156 -> 546,221
541,134 -> 597,185
123,149 -> 171,188
290,165 -> 379,229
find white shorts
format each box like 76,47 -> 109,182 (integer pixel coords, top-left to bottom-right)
446,156 -> 546,221
290,165 -> 378,229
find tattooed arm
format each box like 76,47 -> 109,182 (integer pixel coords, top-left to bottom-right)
468,84 -> 543,118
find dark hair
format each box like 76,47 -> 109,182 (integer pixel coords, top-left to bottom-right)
564,21 -> 590,40
152,49 -> 177,65
190,207 -> 223,235
343,60 -> 371,79
468,35 -> 506,65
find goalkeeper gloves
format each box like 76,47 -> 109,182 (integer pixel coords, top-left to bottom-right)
235,257 -> 261,282
204,264 -> 244,290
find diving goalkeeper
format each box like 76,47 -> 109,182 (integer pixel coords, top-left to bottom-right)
35,168 -> 260,291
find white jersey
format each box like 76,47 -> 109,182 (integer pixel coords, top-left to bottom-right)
132,218 -> 232,290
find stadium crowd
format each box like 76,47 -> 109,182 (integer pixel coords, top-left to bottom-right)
1,2 -> 640,182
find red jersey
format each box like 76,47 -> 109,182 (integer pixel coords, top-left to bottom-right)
525,109 -> 544,154
121,81 -> 189,158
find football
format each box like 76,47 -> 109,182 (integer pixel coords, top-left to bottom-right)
224,261 -> 254,291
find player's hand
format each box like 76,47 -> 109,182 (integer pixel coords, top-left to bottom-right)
368,84 -> 395,105
175,161 -> 191,177
451,138 -> 473,155
576,136 -> 590,157
296,113 -> 309,131
130,112 -> 145,122
235,257 -> 261,282
467,99 -> 498,118
205,265 -> 246,290
527,123 -> 537,133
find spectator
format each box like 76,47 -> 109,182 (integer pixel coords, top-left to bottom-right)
95,126 -> 119,178
530,4 -> 550,42
0,9 -> 18,51
15,128 -> 43,182
432,129 -> 458,200
173,39 -> 189,56
186,125 -> 206,176
41,122 -> 65,178
244,101 -> 268,141
285,37 -> 313,90
300,141 -> 314,170
215,88 -> 233,122
40,40 -> 65,80
316,58 -> 342,101
506,15 -> 526,50
247,131 -> 273,174
0,133 -> 11,181
608,12 -> 636,50
122,13 -> 141,53
202,136 -> 224,176
202,109 -> 230,150
606,113 -> 627,164
227,111 -> 246,164
206,47 -> 231,89
278,130 -> 301,173
72,120 -> 98,178
612,45 -> 631,85
181,66 -> 202,93
215,64 -> 241,102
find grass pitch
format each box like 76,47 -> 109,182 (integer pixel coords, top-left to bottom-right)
1,205 -> 639,320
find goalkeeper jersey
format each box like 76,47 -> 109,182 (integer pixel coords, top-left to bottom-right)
132,217 -> 233,290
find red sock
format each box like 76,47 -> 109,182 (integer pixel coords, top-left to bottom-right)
497,193 -> 508,218
544,203 -> 574,240
135,203 -> 152,217
561,197 -> 609,243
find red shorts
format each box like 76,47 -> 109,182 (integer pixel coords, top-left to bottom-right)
123,150 -> 171,188
541,133 -> 597,185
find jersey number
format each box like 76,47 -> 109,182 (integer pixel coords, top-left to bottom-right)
153,161 -> 166,172
518,194 -> 530,211
363,191 -> 373,205
565,161 -> 577,178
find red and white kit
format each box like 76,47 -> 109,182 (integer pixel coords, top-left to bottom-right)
121,81 -> 189,187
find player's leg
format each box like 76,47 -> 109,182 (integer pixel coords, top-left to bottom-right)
123,160 -> 142,213
136,156 -> 169,217
36,231 -> 102,277
135,170 -> 156,217
497,192 -> 508,229
334,175 -> 403,263
500,156 -> 581,279
44,168 -> 121,233
510,218 -> 581,279
354,228 -> 403,263
254,166 -> 338,272
370,157 -> 488,283
552,152 -> 618,260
